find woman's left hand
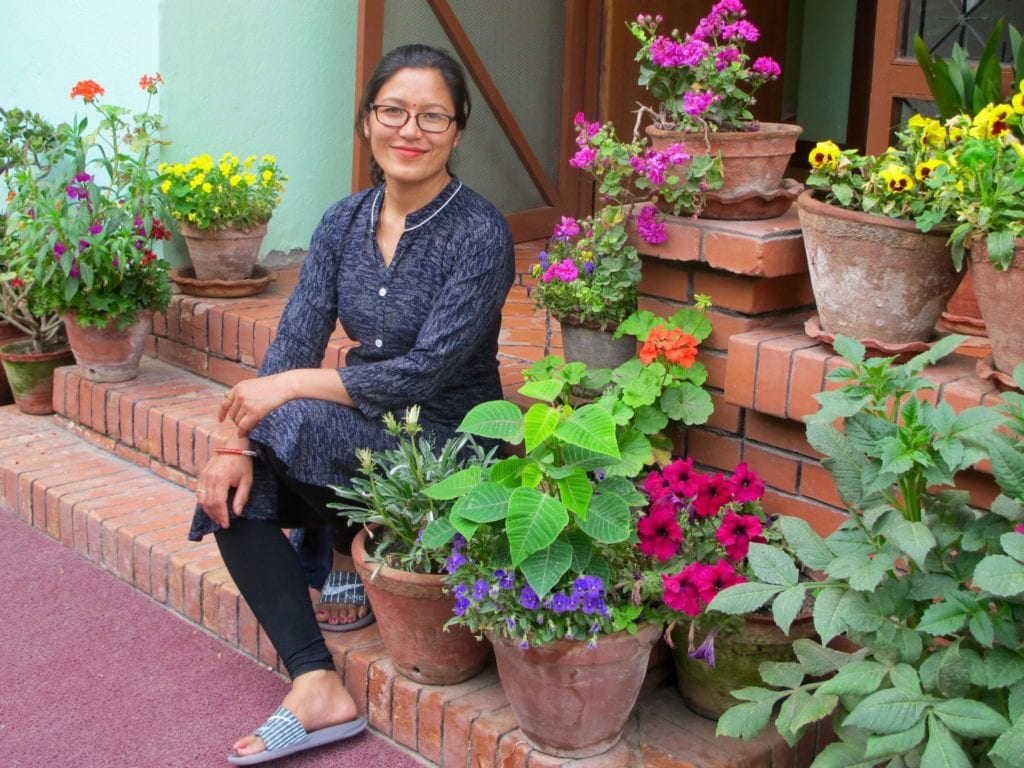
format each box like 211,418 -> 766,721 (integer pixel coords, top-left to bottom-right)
220,374 -> 291,436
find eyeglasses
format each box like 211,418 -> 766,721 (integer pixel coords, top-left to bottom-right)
369,104 -> 456,133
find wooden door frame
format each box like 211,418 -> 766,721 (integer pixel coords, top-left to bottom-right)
351,0 -> 602,241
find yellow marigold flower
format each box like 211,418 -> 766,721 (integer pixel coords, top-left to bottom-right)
160,179 -> 172,193
202,182 -> 212,194
915,159 -> 945,181
197,153 -> 214,172
261,154 -> 276,164
261,170 -> 273,182
158,162 -> 169,173
808,140 -> 841,170
219,162 -> 231,176
220,151 -> 233,163
244,172 -> 256,186
244,155 -> 256,168
229,174 -> 242,187
878,164 -> 914,193
189,173 -> 205,190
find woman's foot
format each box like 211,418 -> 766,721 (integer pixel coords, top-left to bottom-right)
312,553 -> 372,628
230,669 -> 359,759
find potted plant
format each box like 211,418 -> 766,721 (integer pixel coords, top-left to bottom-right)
326,406 -> 498,685
709,335 -> 1024,768
531,114 -> 719,368
635,455 -> 803,720
162,150 -> 286,285
932,96 -> 1024,378
798,114 -> 965,347
6,75 -> 172,383
0,107 -> 74,413
628,1 -> 800,214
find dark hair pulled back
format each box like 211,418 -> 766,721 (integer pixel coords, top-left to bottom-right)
356,44 -> 471,186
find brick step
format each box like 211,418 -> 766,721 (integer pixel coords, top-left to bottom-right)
0,404 -> 823,767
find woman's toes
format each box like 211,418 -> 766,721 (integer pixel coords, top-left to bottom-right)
231,734 -> 265,756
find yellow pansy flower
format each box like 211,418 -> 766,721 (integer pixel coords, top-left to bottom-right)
202,182 -> 213,194
808,140 -> 840,170
878,164 -> 914,193
219,162 -> 231,176
914,159 -> 945,181
1013,92 -> 1024,115
908,114 -> 946,147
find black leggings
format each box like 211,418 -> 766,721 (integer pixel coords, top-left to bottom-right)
213,448 -> 357,679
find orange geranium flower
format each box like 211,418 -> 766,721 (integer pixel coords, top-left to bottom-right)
138,73 -> 163,92
70,79 -> 105,102
639,324 -> 699,368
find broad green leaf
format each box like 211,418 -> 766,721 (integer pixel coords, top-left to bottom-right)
630,403 -> 668,434
517,378 -> 565,403
986,648 -> 1024,689
811,586 -> 848,644
920,715 -> 972,768
793,638 -> 863,676
810,742 -> 877,768
448,511 -> 478,540
1002,531 -> 1024,562
523,403 -> 560,453
776,689 -> 817,744
917,601 -> 969,636
521,462 -> 543,489
659,381 -> 714,425
707,582 -> 783,615
565,528 -> 594,573
420,517 -> 457,548
843,688 -> 935,734
932,698 -> 1011,737
987,437 -> 1024,501
715,699 -> 775,742
458,400 -> 524,442
864,720 -> 926,761
818,661 -> 889,696
890,663 -> 922,694
747,542 -> 799,586
600,427 -> 653,478
973,555 -> 1024,597
779,515 -> 833,571
577,488 -> 631,543
787,691 -> 840,736
771,586 -> 809,635
423,466 -> 481,500
554,404 -> 619,458
506,487 -> 568,565
760,661 -> 806,688
454,482 -> 513,523
832,335 -> 866,364
555,469 -> 592,517
519,539 -> 573,598
991,717 -> 1024,766
488,456 -> 525,486
890,517 -> 937,567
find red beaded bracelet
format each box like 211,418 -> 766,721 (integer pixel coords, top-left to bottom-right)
214,447 -> 258,457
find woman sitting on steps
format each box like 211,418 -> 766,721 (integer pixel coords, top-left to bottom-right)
189,43 -> 514,765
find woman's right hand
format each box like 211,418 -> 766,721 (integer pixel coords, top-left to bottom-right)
196,453 -> 253,529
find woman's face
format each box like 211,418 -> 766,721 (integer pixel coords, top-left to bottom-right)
364,67 -> 461,191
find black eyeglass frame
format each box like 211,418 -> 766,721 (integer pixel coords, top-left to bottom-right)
368,104 -> 457,133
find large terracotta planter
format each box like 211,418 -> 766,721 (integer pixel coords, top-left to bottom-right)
488,622 -> 660,758
178,220 -> 268,281
647,122 -> 802,219
62,311 -> 153,383
559,316 -> 636,371
797,190 -> 963,345
0,322 -> 24,406
0,339 -> 74,415
969,238 -> 1024,375
351,528 -> 491,685
672,613 -> 816,720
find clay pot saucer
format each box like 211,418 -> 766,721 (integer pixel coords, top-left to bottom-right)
977,354 -> 1021,392
169,265 -> 276,298
701,178 -> 804,220
804,315 -> 938,362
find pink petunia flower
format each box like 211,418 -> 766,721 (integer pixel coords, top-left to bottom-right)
715,510 -> 764,561
637,506 -> 684,562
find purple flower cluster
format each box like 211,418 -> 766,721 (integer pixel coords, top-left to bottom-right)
541,259 -> 579,284
553,216 -> 581,240
65,172 -> 93,201
635,205 -> 666,244
445,534 -> 468,574
540,576 -> 610,617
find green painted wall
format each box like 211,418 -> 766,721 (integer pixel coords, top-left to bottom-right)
158,0 -> 359,266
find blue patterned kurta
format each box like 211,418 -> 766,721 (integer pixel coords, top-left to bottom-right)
189,177 -> 514,540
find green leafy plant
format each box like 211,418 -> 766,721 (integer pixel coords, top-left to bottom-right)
161,151 -> 286,231
708,335 -> 1024,768
6,76 -> 172,330
914,19 -> 1023,120
327,406 -> 497,574
0,107 -> 67,350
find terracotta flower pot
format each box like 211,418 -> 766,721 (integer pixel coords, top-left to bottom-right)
0,339 -> 74,415
62,311 -> 153,383
671,613 -> 816,720
647,122 -> 802,219
797,190 -> 963,345
351,528 -> 491,685
488,622 -> 660,758
969,238 -> 1024,375
0,322 -> 26,406
558,316 -> 636,370
178,220 -> 268,281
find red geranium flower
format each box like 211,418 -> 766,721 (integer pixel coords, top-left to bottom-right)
70,79 -> 105,102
